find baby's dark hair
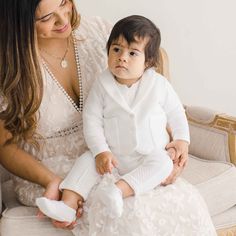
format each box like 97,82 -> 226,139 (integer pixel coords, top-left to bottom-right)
107,15 -> 161,68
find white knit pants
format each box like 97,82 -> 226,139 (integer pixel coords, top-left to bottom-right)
60,150 -> 173,200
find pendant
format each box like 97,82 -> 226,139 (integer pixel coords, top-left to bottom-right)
61,59 -> 68,68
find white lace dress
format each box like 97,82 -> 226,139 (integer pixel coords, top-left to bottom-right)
7,16 -> 216,236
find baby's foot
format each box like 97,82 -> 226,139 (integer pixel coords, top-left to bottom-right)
95,182 -> 123,218
36,197 -> 76,222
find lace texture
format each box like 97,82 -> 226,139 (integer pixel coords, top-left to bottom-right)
73,176 -> 216,236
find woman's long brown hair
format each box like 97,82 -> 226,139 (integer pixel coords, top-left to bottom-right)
0,0 -> 80,145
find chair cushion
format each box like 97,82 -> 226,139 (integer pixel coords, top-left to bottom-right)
181,155 -> 236,216
213,206 -> 236,230
1,181 -> 73,236
1,207 -> 73,236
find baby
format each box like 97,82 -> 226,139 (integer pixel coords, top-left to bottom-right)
36,15 -> 189,222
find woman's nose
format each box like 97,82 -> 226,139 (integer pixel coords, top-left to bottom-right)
55,8 -> 69,25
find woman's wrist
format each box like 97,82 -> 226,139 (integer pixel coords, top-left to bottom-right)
43,174 -> 62,189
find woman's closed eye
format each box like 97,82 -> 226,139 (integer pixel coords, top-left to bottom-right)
38,0 -> 68,22
60,0 -> 67,7
40,15 -> 52,22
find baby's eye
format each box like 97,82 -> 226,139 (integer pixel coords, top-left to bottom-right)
113,47 -> 120,53
129,51 -> 137,56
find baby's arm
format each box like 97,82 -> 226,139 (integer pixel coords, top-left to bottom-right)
83,79 -> 111,158
95,151 -> 118,175
160,78 -> 190,166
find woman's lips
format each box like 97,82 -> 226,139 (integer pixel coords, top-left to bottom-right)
54,24 -> 69,33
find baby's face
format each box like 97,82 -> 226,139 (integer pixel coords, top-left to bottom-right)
108,36 -> 148,85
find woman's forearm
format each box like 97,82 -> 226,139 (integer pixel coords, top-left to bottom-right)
0,144 -> 57,188
0,119 -> 56,187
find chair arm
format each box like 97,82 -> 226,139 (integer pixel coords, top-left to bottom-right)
185,106 -> 236,165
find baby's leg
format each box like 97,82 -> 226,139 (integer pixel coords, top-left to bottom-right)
93,176 -> 123,218
36,151 -> 100,222
120,150 -> 173,195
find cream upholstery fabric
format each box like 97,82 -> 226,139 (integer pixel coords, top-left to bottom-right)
188,125 -> 230,162
213,206 -> 236,230
1,207 -> 73,236
186,106 -> 221,124
181,155 -> 236,216
186,106 -> 231,162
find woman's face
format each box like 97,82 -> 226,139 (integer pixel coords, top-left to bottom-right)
35,0 -> 73,39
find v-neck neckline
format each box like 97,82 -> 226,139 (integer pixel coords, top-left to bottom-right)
41,32 -> 83,113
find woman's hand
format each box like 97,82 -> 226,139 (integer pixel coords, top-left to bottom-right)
37,176 -> 62,219
161,162 -> 184,186
37,176 -> 84,230
166,140 -> 189,167
161,140 -> 189,185
52,200 -> 84,230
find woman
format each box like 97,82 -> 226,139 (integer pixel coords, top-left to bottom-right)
0,0 -> 216,235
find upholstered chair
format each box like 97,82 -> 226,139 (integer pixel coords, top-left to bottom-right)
0,49 -> 236,236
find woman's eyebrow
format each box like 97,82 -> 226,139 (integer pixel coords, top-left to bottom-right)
36,0 -> 64,21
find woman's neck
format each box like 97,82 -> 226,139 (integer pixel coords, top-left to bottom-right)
38,37 -> 70,52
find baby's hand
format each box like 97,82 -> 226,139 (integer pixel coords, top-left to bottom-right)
166,140 -> 189,167
95,151 -> 118,175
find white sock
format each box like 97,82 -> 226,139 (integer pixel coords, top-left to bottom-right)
35,197 -> 76,222
95,182 -> 123,218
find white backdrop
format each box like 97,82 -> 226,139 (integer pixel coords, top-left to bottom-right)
76,0 -> 236,116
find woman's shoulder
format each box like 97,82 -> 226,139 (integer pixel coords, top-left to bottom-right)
74,15 -> 112,42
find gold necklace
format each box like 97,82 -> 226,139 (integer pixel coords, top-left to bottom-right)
40,38 -> 70,69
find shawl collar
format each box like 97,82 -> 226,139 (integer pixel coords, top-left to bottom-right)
98,68 -> 157,112
131,68 -> 156,109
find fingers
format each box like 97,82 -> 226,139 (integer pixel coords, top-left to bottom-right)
165,142 -> 174,150
161,176 -> 174,186
52,220 -> 76,229
166,147 -> 176,160
36,210 -> 45,219
161,173 -> 177,186
96,156 -> 115,174
106,160 -> 113,173
96,165 -> 106,175
66,221 -> 77,230
76,200 -> 83,218
96,162 -> 111,174
161,163 -> 184,186
178,152 -> 188,167
166,140 -> 189,164
76,207 -> 83,218
111,157 -> 118,168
